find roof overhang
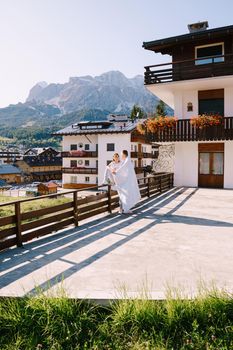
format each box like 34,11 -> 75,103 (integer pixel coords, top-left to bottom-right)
143,24 -> 233,54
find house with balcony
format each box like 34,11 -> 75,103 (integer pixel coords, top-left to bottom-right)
16,147 -> 62,182
54,115 -> 157,189
143,21 -> 233,189
0,149 -> 22,165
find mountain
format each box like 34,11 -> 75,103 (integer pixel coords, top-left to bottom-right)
0,101 -> 61,128
26,71 -> 160,114
0,70 -> 173,148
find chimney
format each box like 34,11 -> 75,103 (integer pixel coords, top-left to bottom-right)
188,21 -> 209,33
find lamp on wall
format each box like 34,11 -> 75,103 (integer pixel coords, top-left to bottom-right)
187,102 -> 193,112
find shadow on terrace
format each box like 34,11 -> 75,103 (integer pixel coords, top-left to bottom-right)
0,186 -> 233,295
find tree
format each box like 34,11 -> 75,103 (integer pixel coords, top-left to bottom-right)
130,105 -> 144,121
155,100 -> 166,116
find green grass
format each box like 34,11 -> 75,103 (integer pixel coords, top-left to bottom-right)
0,288 -> 233,349
0,196 -> 71,231
0,135 -> 15,142
0,196 -> 70,218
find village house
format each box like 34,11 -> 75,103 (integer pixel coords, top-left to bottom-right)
55,115 -> 158,188
0,164 -> 22,184
0,149 -> 22,164
16,147 -> 62,182
37,182 -> 58,196
143,21 -> 233,188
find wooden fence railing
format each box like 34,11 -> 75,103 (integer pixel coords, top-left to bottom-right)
144,54 -> 233,84
146,117 -> 233,142
0,173 -> 174,252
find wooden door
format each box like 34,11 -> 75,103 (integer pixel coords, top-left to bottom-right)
198,143 -> 224,188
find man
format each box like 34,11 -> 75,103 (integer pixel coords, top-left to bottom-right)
112,149 -> 141,214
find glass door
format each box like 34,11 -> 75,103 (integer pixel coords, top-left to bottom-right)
199,151 -> 224,188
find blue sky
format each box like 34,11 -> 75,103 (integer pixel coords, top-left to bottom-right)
0,0 -> 233,107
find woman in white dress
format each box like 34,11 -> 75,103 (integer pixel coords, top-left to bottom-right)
103,153 -> 121,187
112,150 -> 141,214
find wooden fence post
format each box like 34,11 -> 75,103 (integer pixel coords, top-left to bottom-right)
147,177 -> 150,198
15,202 -> 23,247
169,174 -> 172,188
73,191 -> 79,226
107,185 -> 112,213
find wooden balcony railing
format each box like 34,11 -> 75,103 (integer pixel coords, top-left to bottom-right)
61,151 -> 98,158
146,117 -> 233,142
0,173 -> 174,251
131,152 -> 158,159
62,167 -> 98,174
144,54 -> 233,84
135,167 -> 144,174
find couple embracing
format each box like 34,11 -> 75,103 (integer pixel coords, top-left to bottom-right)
103,150 -> 141,214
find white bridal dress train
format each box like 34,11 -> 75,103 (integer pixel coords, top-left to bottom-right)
114,157 -> 141,212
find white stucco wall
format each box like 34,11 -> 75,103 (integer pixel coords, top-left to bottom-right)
224,141 -> 233,189
174,142 -> 198,187
174,141 -> 233,189
224,87 -> 233,116
62,135 -> 98,152
63,158 -> 97,168
63,173 -> 97,186
174,89 -> 199,119
174,86 -> 233,120
97,133 -> 131,185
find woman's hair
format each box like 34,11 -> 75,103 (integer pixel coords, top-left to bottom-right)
113,153 -> 119,160
122,149 -> 128,157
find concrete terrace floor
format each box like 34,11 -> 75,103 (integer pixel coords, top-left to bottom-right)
1,187 -> 233,300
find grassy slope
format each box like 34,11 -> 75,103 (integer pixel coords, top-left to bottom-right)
0,289 -> 232,349
0,196 -> 71,232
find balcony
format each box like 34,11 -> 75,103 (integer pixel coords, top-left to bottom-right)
146,117 -> 233,142
144,54 -> 233,85
62,167 -> 98,174
131,152 -> 158,159
61,151 -> 98,158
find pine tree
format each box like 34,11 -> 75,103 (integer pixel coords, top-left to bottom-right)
155,100 -> 166,116
130,105 -> 144,121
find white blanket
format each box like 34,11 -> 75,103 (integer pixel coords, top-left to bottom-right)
114,157 -> 141,211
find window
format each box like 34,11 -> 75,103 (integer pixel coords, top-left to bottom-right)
199,99 -> 224,115
107,143 -> 115,151
213,153 -> 224,175
85,160 -> 90,166
199,153 -> 210,174
134,145 -> 137,152
198,89 -> 224,115
85,144 -> 90,151
85,176 -> 90,182
70,144 -> 77,151
107,160 -> 112,165
195,43 -> 224,65
71,176 -> 77,183
70,160 -> 77,167
131,144 -> 134,151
